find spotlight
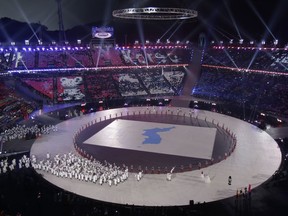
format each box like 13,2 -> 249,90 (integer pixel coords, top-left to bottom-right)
11,42 -> 16,46
134,40 -> 139,44
261,40 -> 265,45
77,40 -> 81,44
38,40 -> 43,45
229,39 -> 233,44
239,39 -> 244,44
25,40 -> 29,45
250,41 -> 254,45
273,39 -> 278,45
156,39 -> 160,44
52,41 -> 56,45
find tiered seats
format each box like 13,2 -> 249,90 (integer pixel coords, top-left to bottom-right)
0,52 -> 12,70
253,50 -> 288,72
193,67 -> 288,116
56,76 -> 85,102
0,81 -> 36,130
203,47 -> 288,73
22,77 -> 54,99
137,69 -> 175,95
11,51 -> 36,69
119,48 -> 191,66
85,71 -> 119,99
113,72 -> 147,97
203,48 -> 255,68
66,50 -> 93,68
38,51 -> 66,68
163,70 -> 186,92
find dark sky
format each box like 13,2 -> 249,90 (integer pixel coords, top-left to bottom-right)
0,0 -> 287,42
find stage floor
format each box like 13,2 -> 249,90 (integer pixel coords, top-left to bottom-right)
30,107 -> 281,206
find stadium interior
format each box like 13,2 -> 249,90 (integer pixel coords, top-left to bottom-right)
0,0 -> 288,216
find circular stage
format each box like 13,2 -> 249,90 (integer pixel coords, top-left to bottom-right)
74,110 -> 235,173
30,107 -> 281,206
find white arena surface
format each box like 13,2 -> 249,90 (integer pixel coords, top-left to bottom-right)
30,106 -> 282,206
84,119 -> 216,159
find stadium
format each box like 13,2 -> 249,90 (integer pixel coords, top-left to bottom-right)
0,0 -> 288,216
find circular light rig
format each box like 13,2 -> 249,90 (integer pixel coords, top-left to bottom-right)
112,7 -> 198,20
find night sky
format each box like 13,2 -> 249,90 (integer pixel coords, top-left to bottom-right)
0,0 -> 287,42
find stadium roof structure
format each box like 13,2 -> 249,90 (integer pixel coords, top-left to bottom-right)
112,7 -> 197,20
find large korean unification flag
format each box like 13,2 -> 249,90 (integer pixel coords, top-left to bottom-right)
83,119 -> 216,160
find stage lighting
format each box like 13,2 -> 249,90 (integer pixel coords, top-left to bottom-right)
77,40 -> 81,45
25,40 -> 29,45
145,40 -> 150,44
229,39 -> 233,44
211,41 -> 215,44
156,39 -> 160,44
239,39 -> 244,44
65,41 -> 69,45
113,7 -> 197,20
250,41 -> 254,45
166,39 -> 170,43
38,40 -> 43,45
11,42 -> 16,46
274,39 -> 278,45
261,40 -> 265,45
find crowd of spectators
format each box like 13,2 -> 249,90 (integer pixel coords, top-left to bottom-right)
203,46 -> 288,72
12,68 -> 185,103
3,45 -> 192,70
192,67 -> 288,117
137,69 -> 175,95
0,52 -> 10,71
21,77 -> 54,100
113,72 -> 147,97
0,80 -> 37,130
85,71 -> 119,99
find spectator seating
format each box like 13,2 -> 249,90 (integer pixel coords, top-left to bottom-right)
137,69 -> 175,95
0,81 -> 36,131
85,71 -> 119,99
203,47 -> 288,73
22,77 -> 54,99
66,50 -> 94,68
113,72 -> 148,97
38,51 -> 66,68
11,51 -> 36,69
192,67 -> 288,117
163,70 -> 186,93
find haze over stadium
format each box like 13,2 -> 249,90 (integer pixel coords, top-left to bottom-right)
0,0 -> 287,43
0,0 -> 288,216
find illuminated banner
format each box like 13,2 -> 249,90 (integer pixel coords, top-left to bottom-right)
92,27 -> 114,39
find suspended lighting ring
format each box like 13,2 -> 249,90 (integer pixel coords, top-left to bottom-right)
112,7 -> 197,20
